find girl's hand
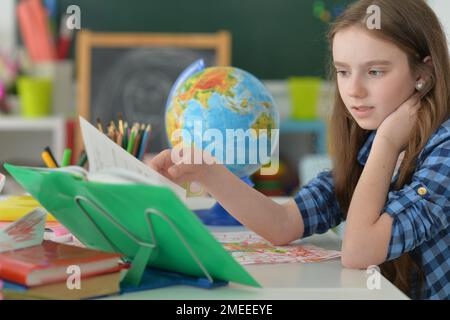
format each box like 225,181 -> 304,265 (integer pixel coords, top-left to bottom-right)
147,147 -> 221,186
376,93 -> 420,153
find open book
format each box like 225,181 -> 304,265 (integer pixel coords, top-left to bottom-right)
78,116 -> 187,199
50,165 -> 174,189
66,117 -> 213,211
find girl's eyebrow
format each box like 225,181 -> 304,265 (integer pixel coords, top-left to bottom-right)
334,60 -> 392,67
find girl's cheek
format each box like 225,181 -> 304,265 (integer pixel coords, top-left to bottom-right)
371,81 -> 395,104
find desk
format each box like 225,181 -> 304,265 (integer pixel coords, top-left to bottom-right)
1,192 -> 407,300
107,197 -> 408,300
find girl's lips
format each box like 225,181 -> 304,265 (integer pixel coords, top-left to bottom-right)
352,106 -> 374,118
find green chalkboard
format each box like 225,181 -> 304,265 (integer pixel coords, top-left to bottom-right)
59,0 -> 354,79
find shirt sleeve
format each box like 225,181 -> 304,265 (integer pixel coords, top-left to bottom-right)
294,171 -> 343,238
383,141 -> 450,261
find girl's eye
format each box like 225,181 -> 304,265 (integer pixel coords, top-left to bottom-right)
369,70 -> 384,76
336,70 -> 349,77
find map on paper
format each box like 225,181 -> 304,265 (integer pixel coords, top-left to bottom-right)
213,231 -> 341,265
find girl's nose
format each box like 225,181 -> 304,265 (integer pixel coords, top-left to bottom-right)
347,75 -> 367,99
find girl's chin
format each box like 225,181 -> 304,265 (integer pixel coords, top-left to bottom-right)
354,119 -> 380,131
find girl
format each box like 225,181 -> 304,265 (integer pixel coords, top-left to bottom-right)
149,0 -> 450,299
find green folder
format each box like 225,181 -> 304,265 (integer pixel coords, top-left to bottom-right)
4,163 -> 260,288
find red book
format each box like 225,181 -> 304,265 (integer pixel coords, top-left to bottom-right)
27,0 -> 56,61
17,0 -> 41,61
0,241 -> 123,287
16,0 -> 56,62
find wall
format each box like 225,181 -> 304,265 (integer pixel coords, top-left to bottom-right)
428,0 -> 450,50
0,0 -> 15,53
58,0 -> 352,79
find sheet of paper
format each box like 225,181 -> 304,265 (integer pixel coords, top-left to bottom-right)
0,173 -> 5,193
213,231 -> 341,265
0,208 -> 47,253
79,116 -> 187,200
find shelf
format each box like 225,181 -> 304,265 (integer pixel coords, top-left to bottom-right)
0,116 -> 66,131
0,116 -> 67,166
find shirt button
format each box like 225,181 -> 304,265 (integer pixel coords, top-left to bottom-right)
417,187 -> 427,196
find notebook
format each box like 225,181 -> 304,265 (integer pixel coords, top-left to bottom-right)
0,240 -> 123,287
1,271 -> 122,300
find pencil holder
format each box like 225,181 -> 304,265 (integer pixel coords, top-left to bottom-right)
17,76 -> 52,118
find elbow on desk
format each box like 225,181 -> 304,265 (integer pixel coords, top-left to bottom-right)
264,229 -> 301,246
341,231 -> 389,269
257,204 -> 305,246
341,249 -> 384,270
263,233 -> 293,246
341,242 -> 368,269
341,255 -> 368,269
269,238 -> 292,246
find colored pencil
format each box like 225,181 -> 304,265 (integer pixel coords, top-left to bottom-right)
44,146 -> 59,167
41,151 -> 57,168
61,148 -> 72,167
137,124 -> 152,160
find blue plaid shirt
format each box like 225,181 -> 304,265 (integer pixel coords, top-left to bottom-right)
295,119 -> 450,300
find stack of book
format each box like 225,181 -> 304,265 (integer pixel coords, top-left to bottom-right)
0,240 -> 125,300
0,221 -> 73,244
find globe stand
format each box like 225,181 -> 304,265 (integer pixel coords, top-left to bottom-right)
194,176 -> 254,226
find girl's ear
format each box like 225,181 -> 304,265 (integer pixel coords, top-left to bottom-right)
415,56 -> 434,93
423,56 -> 433,69
416,56 -> 433,79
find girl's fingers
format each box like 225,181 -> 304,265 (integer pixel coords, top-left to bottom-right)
168,162 -> 194,178
168,162 -> 201,182
409,94 -> 422,114
150,149 -> 174,172
396,93 -> 420,116
168,164 -> 181,178
148,149 -> 199,187
401,93 -> 419,109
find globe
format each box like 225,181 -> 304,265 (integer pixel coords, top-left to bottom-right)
165,62 -> 279,178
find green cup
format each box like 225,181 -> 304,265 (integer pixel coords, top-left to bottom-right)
17,76 -> 52,118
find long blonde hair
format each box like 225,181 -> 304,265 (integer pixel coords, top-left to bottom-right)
327,0 -> 450,298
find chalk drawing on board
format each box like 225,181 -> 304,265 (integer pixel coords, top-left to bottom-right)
90,47 -> 216,151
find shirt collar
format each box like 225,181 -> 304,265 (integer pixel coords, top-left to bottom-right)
357,131 -> 376,166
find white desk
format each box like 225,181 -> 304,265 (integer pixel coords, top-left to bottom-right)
107,197 -> 409,300
1,192 -> 407,300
